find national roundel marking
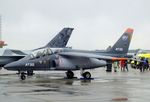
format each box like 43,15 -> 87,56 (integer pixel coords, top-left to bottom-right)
122,35 -> 128,41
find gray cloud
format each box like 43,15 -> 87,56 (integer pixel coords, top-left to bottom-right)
0,0 -> 150,50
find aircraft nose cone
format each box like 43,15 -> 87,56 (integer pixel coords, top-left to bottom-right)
4,62 -> 18,70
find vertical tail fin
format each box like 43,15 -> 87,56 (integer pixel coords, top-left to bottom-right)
45,28 -> 74,48
107,28 -> 133,54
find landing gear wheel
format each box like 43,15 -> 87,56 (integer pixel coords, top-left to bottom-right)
82,71 -> 91,79
66,70 -> 74,79
27,70 -> 34,76
20,72 -> 26,80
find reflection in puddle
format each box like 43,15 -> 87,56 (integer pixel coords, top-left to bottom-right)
2,69 -> 150,102
32,89 -> 59,92
2,77 -> 94,97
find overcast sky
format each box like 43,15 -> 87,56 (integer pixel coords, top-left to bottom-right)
0,0 -> 150,50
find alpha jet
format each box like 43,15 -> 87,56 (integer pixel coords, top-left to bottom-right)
0,28 -> 73,68
4,28 -> 133,80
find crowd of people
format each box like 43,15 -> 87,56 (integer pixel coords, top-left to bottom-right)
112,60 -> 128,72
112,57 -> 150,72
131,57 -> 149,72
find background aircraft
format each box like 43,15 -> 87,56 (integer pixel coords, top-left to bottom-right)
0,28 -> 73,68
130,49 -> 150,68
4,28 -> 133,80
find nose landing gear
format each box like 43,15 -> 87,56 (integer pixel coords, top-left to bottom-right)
20,70 -> 34,80
20,72 -> 26,80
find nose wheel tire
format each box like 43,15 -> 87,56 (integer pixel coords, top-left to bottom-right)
82,71 -> 91,79
20,72 -> 26,80
66,70 -> 74,79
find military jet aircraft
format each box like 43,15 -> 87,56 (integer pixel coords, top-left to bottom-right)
0,28 -> 73,67
4,28 -> 133,80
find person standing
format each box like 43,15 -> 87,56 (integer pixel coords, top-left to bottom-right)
113,61 -> 118,72
145,58 -> 149,70
120,60 -> 125,71
124,60 -> 128,71
143,58 -> 149,71
139,58 -> 144,72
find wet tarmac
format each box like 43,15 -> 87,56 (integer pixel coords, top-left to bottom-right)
1,67 -> 150,102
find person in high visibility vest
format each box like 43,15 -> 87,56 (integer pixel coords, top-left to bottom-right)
113,61 -> 118,72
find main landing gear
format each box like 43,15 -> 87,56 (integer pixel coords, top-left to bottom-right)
65,70 -> 91,79
80,68 -> 91,79
66,70 -> 74,79
82,71 -> 91,79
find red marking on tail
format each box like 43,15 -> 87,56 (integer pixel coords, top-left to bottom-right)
126,28 -> 134,33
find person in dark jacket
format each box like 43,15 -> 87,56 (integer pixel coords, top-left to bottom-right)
124,60 -> 128,71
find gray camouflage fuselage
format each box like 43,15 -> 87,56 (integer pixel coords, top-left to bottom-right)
4,28 -> 133,71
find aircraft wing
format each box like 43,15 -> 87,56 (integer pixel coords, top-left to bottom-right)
0,55 -> 25,67
59,52 -> 128,61
0,55 -> 25,58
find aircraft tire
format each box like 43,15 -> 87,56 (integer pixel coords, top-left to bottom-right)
82,71 -> 91,79
66,70 -> 74,79
20,73 -> 26,80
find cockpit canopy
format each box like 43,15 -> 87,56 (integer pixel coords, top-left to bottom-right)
30,48 -> 53,59
29,48 -> 64,59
